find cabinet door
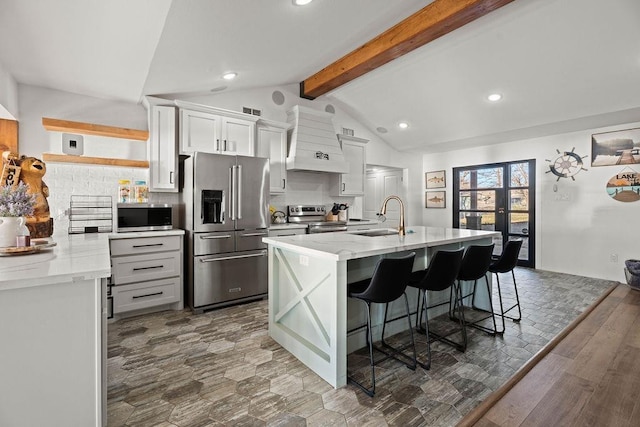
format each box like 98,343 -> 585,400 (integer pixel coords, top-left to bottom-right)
340,141 -> 365,195
222,117 -> 255,156
181,109 -> 221,153
149,105 -> 178,192
257,124 -> 287,194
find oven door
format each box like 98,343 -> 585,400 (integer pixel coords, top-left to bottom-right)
193,249 -> 268,309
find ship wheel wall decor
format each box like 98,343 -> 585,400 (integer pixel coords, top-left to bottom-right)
545,147 -> 588,181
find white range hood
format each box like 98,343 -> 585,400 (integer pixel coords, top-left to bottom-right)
286,105 -> 349,174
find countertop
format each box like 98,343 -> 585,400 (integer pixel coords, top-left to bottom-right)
0,229 -> 186,291
0,233 -> 111,291
263,226 -> 500,261
109,229 -> 185,238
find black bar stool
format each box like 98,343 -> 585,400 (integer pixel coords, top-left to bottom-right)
407,248 -> 465,369
454,244 -> 500,335
347,252 -> 417,397
489,239 -> 523,331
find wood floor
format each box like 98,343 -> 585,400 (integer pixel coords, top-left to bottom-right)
459,284 -> 640,427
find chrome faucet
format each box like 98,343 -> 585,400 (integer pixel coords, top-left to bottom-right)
380,195 -> 405,235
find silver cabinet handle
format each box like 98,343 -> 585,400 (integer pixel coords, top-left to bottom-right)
133,265 -> 163,271
200,235 -> 232,240
240,232 -> 268,237
282,178 -> 286,189
216,138 -> 220,151
132,291 -> 163,299
132,243 -> 163,248
169,171 -> 174,184
277,233 -> 296,237
224,139 -> 227,151
200,252 -> 266,262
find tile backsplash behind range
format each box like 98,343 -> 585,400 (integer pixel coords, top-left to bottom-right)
269,169 -> 355,214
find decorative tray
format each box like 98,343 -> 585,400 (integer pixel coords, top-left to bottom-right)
0,240 -> 57,256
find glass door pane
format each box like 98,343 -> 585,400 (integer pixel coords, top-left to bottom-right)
453,160 -> 535,267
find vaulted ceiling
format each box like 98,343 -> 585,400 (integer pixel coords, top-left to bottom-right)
1,0 -> 639,153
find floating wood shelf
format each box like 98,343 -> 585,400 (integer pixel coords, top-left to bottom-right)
42,153 -> 149,168
42,117 -> 148,141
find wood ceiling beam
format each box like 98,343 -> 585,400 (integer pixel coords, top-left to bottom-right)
300,0 -> 515,100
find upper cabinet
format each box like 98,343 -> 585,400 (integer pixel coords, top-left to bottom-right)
148,105 -> 178,192
256,119 -> 290,194
332,135 -> 368,196
177,101 -> 258,156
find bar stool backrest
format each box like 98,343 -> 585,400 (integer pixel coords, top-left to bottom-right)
458,244 -> 495,281
420,248 -> 464,292
353,252 -> 416,304
490,240 -> 523,273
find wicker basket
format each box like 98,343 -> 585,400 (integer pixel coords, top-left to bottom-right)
625,259 -> 640,290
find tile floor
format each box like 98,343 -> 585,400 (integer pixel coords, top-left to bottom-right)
107,268 -> 617,426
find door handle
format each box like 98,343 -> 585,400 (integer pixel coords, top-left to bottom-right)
200,235 -> 232,240
237,164 -> 243,219
200,252 -> 266,262
169,171 -> 174,184
230,166 -> 236,220
216,138 -> 220,151
282,178 -> 286,189
240,232 -> 268,237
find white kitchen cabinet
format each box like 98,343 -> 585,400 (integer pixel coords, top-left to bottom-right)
180,107 -> 257,156
332,135 -> 368,196
257,119 -> 290,194
109,233 -> 183,317
148,104 -> 178,192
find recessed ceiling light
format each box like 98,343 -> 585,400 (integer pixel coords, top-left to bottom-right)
222,72 -> 237,80
293,0 -> 313,5
487,93 -> 502,102
398,122 -> 409,129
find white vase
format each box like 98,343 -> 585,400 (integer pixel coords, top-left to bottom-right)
0,217 -> 25,248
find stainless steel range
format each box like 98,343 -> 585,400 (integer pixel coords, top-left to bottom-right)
287,205 -> 348,233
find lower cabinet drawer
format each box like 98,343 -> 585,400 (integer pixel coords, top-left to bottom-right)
112,251 -> 181,285
112,277 -> 180,313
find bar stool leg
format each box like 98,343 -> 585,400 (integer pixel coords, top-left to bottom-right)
347,301 -> 376,397
494,273 -> 507,333
420,289 -> 432,370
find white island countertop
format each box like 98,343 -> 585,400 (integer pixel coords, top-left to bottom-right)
0,233 -> 112,292
263,225 -> 500,261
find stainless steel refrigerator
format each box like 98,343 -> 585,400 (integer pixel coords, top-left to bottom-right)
181,152 -> 269,313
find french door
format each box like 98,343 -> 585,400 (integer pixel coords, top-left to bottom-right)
453,160 -> 535,267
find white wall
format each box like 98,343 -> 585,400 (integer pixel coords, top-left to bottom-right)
0,60 -> 18,119
16,84 -> 152,235
422,122 -> 640,282
174,84 -> 423,224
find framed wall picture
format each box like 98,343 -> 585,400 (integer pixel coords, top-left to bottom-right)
425,191 -> 446,208
591,127 -> 640,167
426,170 -> 445,188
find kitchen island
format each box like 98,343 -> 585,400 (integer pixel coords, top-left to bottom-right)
263,226 -> 499,388
0,233 -> 111,427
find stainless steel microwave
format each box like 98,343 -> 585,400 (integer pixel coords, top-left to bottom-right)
116,203 -> 173,232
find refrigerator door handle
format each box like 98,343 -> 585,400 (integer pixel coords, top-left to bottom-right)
199,252 -> 266,262
237,164 -> 243,219
229,166 -> 236,220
